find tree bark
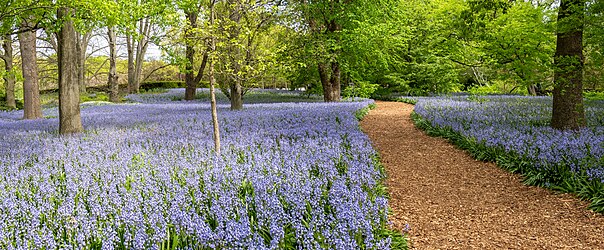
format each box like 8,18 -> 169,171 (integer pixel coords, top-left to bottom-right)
127,33 -> 136,93
57,8 -> 83,134
127,18 -> 151,94
18,20 -> 42,119
134,19 -> 150,93
107,27 -> 119,102
230,81 -> 243,110
528,85 -> 537,96
76,32 -> 91,93
328,61 -> 341,101
318,61 -> 341,102
2,35 -> 16,109
551,0 -> 585,130
222,1 -> 247,109
185,11 -> 198,101
209,3 -> 221,156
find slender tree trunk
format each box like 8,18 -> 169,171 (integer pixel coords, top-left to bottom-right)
185,11 -> 198,100
57,7 -> 83,134
107,27 -> 119,102
2,35 -> 16,109
76,32 -> 90,93
551,0 -> 585,130
230,81 -> 243,110
18,20 -> 42,119
209,3 -> 221,156
134,21 -> 148,93
528,85 -> 537,96
126,34 -> 136,93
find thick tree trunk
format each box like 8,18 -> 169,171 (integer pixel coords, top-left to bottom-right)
185,11 -> 198,101
318,62 -> 341,102
107,27 -> 119,102
127,34 -> 136,93
2,35 -> 16,109
230,81 -> 243,110
18,21 -> 42,119
57,8 -> 83,134
551,0 -> 585,130
318,62 -> 330,99
328,61 -> 341,101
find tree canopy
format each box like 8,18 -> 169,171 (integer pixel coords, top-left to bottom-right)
1,0 -> 603,131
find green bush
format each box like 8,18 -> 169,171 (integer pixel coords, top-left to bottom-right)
585,91 -> 604,100
0,94 -> 23,110
80,92 -> 109,103
343,81 -> 378,99
140,81 -> 185,91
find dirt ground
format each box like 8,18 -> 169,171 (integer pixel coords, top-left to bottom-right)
359,101 -> 604,249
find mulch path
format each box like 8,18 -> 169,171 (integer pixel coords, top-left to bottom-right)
359,101 -> 604,249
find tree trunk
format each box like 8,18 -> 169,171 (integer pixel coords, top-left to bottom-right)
127,34 -> 136,93
185,11 -> 198,100
328,61 -> 341,101
107,27 -> 119,102
551,0 -> 585,130
318,62 -> 340,102
528,85 -> 537,96
18,20 -> 42,119
76,32 -> 90,93
2,35 -> 16,109
209,3 -> 221,156
130,18 -> 151,94
57,8 -> 83,134
230,81 -> 243,110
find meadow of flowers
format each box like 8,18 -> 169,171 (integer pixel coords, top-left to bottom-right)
411,95 -> 604,211
0,89 -> 400,249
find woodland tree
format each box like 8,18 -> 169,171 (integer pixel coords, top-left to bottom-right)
183,4 -> 208,101
57,7 -> 84,134
1,35 -> 16,109
294,0 -> 346,102
551,0 -> 586,130
216,0 -> 282,109
18,18 -> 42,119
107,26 -> 119,102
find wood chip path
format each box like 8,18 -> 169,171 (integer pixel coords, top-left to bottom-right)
359,101 -> 604,249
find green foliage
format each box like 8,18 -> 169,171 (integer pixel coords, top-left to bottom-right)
354,103 -> 376,121
584,91 -> 604,101
481,2 -> 555,90
343,81 -> 378,99
467,79 -> 529,95
0,95 -> 23,110
80,92 -> 109,102
394,97 -> 418,105
366,0 -> 557,97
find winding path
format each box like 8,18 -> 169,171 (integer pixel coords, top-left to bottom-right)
359,101 -> 604,249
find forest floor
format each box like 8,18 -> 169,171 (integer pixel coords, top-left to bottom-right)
359,101 -> 604,249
